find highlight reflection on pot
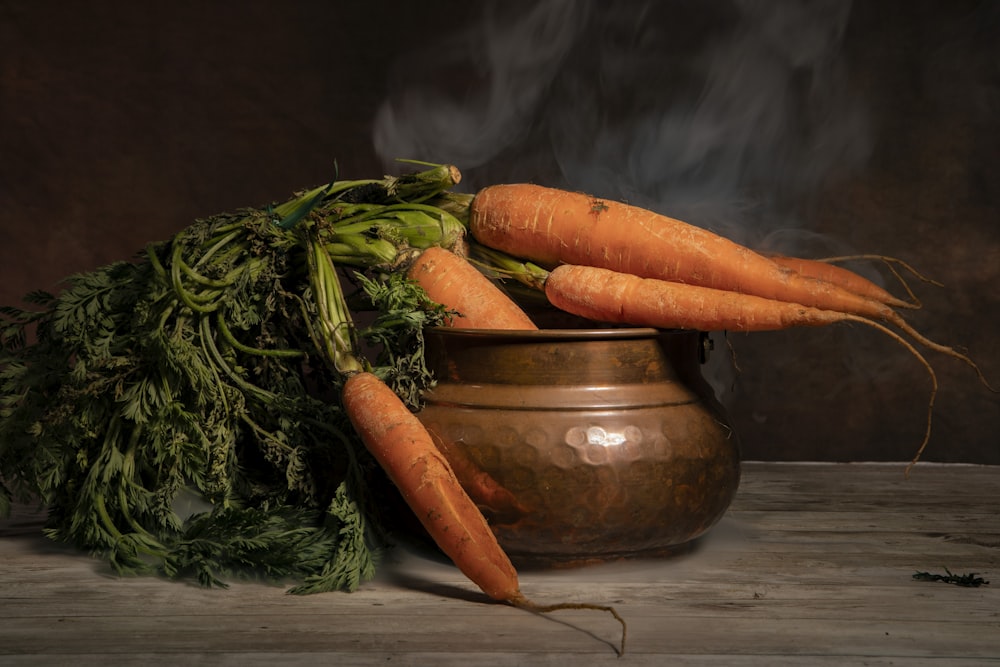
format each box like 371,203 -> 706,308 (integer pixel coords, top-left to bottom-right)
568,425 -> 637,447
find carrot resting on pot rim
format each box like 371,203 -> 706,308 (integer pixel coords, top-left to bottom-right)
469,183 -> 993,390
545,263 -> 892,333
406,245 -> 537,330
469,183 -> 900,320
541,263 -> 939,474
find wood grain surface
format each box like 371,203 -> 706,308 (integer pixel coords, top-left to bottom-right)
2,462 -> 998,665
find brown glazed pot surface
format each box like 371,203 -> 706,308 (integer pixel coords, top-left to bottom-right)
416,327 -> 741,565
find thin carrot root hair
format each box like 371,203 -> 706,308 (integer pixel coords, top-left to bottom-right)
814,270 -> 994,391
819,254 -> 945,310
832,314 -> 938,478
879,312 -> 996,393
508,592 -> 628,657
722,312 -> 940,476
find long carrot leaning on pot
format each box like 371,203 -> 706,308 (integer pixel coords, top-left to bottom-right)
342,371 -> 626,655
301,231 -> 626,655
343,371 -> 518,597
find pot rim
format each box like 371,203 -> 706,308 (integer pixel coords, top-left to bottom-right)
427,327 -> 694,341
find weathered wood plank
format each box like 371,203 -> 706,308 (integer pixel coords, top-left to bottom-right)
2,462 -> 998,664
1,654 -> 996,667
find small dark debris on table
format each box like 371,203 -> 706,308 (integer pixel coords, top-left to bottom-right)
913,568 -> 990,587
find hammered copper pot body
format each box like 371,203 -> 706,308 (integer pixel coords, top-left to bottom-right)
416,327 -> 741,564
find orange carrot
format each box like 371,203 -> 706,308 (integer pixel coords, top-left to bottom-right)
470,184 -> 897,321
343,371 -> 519,600
766,254 -> 916,309
809,254 -> 945,310
342,371 -> 626,654
546,264 -> 900,333
543,264 -> 939,473
407,246 -> 537,330
471,184 -> 993,388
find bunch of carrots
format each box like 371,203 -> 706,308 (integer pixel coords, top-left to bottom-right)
3,161 -> 992,656
309,166 -> 991,656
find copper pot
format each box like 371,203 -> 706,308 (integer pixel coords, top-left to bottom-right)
417,327 -> 740,565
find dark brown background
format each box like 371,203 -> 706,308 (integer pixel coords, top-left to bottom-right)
2,1 -> 997,464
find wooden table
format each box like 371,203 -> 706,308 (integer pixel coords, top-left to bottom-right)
2,462 -> 998,665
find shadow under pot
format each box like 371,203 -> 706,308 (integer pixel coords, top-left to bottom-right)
415,327 -> 741,566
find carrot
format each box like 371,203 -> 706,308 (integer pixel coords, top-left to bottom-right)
308,213 -> 622,651
546,263 -> 911,334
766,254 -> 917,309
406,246 -> 537,330
543,264 -> 939,474
342,371 -> 627,654
807,254 -> 945,310
469,184 -> 894,319
470,184 -> 993,389
343,371 -> 518,599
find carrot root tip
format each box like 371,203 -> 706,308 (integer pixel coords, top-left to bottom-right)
508,594 -> 628,657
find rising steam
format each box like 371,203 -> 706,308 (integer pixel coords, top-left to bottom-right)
373,1 -> 590,174
373,0 -> 870,248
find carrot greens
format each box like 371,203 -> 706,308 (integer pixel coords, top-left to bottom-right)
0,165 -> 456,591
